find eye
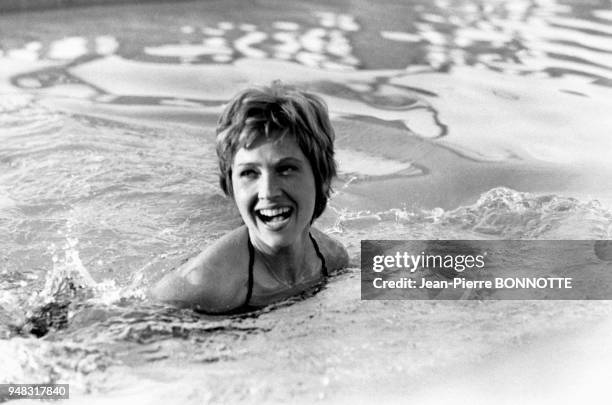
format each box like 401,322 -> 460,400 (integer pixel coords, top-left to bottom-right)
278,165 -> 298,176
239,169 -> 258,179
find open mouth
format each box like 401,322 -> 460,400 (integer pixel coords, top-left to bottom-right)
256,207 -> 293,226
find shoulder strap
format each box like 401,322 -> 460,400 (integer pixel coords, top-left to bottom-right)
310,233 -> 328,278
245,235 -> 255,306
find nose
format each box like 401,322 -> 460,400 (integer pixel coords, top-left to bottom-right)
258,171 -> 282,200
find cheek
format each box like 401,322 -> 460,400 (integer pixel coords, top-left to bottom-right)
232,191 -> 254,223
230,172 -> 246,197
297,174 -> 317,209
230,179 -> 249,208
306,169 -> 317,195
233,186 -> 249,205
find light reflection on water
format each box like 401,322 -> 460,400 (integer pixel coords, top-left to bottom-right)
2,0 -> 611,82
1,0 -> 612,401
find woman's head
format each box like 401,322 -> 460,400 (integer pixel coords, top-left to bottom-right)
216,82 -> 337,221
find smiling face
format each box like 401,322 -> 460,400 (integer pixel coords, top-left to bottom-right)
231,134 -> 316,253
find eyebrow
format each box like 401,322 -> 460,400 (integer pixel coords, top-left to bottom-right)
276,157 -> 304,165
234,156 -> 305,168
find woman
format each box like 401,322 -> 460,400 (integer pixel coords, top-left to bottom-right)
152,82 -> 349,313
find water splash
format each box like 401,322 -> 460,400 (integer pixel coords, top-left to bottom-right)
441,187 -> 612,238
331,187 -> 612,240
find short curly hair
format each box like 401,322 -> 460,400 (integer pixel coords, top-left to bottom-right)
215,82 -> 337,220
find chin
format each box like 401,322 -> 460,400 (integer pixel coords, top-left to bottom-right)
249,215 -> 309,250
259,231 -> 296,250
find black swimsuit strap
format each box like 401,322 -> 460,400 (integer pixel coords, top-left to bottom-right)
244,232 -> 327,307
309,233 -> 329,278
245,235 -> 255,307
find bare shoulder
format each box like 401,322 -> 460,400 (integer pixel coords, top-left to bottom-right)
151,226 -> 250,313
310,227 -> 349,272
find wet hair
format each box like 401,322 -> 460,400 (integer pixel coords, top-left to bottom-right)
216,82 -> 337,220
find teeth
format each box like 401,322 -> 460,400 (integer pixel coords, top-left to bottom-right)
259,207 -> 291,217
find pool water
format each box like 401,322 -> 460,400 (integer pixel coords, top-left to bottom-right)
1,0 -> 612,403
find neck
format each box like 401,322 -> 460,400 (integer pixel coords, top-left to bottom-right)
250,230 -> 314,285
